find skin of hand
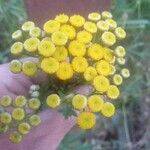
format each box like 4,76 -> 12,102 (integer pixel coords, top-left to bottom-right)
0,63 -> 90,150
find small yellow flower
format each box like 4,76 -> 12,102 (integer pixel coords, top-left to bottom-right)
43,20 -> 60,33
84,66 -> 97,81
77,30 -> 92,44
0,96 -> 12,107
76,112 -> 96,129
105,19 -> 117,29
88,43 -> 104,60
29,115 -> 41,126
14,96 -> 27,107
29,27 -> 41,38
88,12 -> 101,21
93,75 -> 110,92
104,48 -> 115,63
115,46 -> 126,57
22,21 -> 35,31
69,40 -> 86,57
117,58 -> 125,65
115,27 -> 126,39
60,24 -> 76,40
56,62 -> 73,80
9,132 -> 22,143
18,123 -> 31,135
70,15 -> 85,27
72,57 -> 88,73
107,85 -> 120,99
12,30 -> 22,40
9,60 -> 22,73
121,68 -> 130,78
38,40 -> 56,57
72,94 -> 87,110
0,112 -> 12,124
97,20 -> 109,31
51,31 -> 68,45
88,95 -> 104,112
109,65 -> 116,75
113,74 -> 123,85
46,94 -> 61,108
101,102 -> 115,117
22,61 -> 37,76
102,11 -> 112,19
96,60 -> 111,76
55,14 -> 69,23
24,37 -> 40,52
52,46 -> 68,61
28,98 -> 41,110
12,108 -> 25,121
11,42 -> 23,55
41,57 -> 59,74
101,31 -> 116,46
84,21 -> 97,33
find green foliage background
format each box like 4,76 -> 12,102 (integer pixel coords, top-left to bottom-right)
0,0 -> 150,149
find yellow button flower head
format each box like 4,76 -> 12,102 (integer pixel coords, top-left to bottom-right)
9,60 -> 22,73
115,46 -> 126,57
12,30 -> 22,40
52,46 -> 68,61
9,132 -> 22,143
77,30 -> 92,44
29,27 -> 41,38
104,48 -> 115,63
72,57 -> 88,73
96,60 -> 111,76
41,57 -> 59,74
121,68 -> 130,78
11,42 -> 23,55
12,108 -> 25,121
102,11 -> 112,19
0,96 -> 12,107
56,62 -> 73,80
115,27 -> 126,39
107,85 -> 120,99
28,98 -> 41,110
29,115 -> 41,126
51,31 -> 68,45
22,61 -> 37,76
97,21 -> 109,31
113,74 -> 123,85
22,21 -> 35,31
69,40 -> 86,57
72,94 -> 87,110
18,123 -> 31,135
0,112 -> 12,124
88,12 -> 101,21
88,95 -> 104,112
102,31 -> 116,46
70,15 -> 85,27
105,18 -> 117,29
117,58 -> 126,65
38,40 -> 56,57
88,43 -> 104,60
43,20 -> 60,34
84,21 -> 97,33
46,94 -> 61,108
24,37 -> 40,52
14,96 -> 27,107
76,112 -> 96,129
101,102 -> 115,117
55,14 -> 69,23
60,24 -> 76,40
84,66 -> 97,81
93,75 -> 110,92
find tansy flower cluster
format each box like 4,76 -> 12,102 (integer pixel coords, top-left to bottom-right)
0,11 -> 130,143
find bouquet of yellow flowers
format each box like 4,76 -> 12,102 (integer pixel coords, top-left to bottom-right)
0,11 -> 130,143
